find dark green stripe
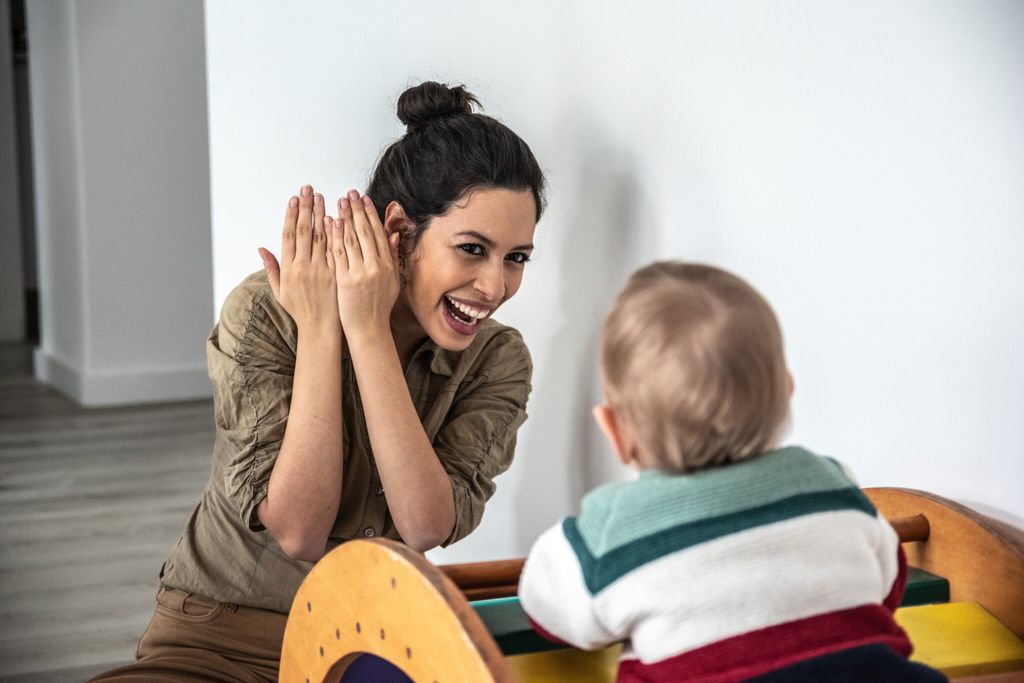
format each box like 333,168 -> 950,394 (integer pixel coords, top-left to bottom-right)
564,487 -> 877,595
901,566 -> 950,607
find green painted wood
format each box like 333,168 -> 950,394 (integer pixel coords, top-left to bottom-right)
470,597 -> 565,656
901,566 -> 950,607
472,565 -> 951,656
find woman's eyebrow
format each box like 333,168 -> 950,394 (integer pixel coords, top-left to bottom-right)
456,230 -> 534,251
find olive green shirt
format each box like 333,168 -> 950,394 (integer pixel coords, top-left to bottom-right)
160,271 -> 532,613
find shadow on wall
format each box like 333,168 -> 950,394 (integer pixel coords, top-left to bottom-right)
514,146 -> 658,551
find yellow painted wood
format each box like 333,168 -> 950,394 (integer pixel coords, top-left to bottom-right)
505,645 -> 621,682
280,539 -> 511,683
897,602 -> 1024,678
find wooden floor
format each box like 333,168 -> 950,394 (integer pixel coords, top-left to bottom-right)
0,343 -> 214,681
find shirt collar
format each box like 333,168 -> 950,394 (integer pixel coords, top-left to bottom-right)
422,340 -> 458,377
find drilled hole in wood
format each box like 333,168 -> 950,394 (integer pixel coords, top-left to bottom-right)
391,577 -> 396,589
319,645 -> 324,657
406,646 -> 412,659
355,622 -> 361,634
380,628 -> 386,640
335,628 -> 340,639
306,601 -> 312,613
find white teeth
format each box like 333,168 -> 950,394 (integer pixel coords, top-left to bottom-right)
446,296 -> 489,320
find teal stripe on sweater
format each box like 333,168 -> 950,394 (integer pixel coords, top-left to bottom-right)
575,447 -> 856,558
564,486 -> 877,595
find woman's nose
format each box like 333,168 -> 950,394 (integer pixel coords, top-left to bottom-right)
473,261 -> 505,302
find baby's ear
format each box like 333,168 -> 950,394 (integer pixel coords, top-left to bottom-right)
593,405 -> 633,467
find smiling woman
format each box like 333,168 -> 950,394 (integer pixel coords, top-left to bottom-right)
89,81 -> 547,683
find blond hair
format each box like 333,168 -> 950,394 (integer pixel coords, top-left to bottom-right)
600,262 -> 790,473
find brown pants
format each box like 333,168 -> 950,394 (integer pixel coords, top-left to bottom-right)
89,587 -> 287,683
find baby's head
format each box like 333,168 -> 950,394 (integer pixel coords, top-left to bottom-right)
595,262 -> 791,473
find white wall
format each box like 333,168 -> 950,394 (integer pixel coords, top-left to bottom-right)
28,1 -> 214,405
0,5 -> 25,341
205,0 -> 1024,561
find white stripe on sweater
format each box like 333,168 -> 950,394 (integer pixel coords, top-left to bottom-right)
596,509 -> 900,662
519,521 -> 620,649
521,509 -> 899,663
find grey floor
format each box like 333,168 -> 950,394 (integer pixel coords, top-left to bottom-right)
0,343 -> 214,681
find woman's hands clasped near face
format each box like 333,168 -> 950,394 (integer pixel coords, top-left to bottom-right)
259,185 -> 400,340
329,190 -> 401,343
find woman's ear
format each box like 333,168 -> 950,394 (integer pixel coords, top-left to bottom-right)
384,201 -> 413,238
384,201 -> 414,280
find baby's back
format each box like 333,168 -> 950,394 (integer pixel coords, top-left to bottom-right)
520,446 -> 913,681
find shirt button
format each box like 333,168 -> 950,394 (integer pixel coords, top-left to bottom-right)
363,527 -> 376,538
375,486 -> 384,496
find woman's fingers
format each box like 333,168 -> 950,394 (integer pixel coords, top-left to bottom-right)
258,247 -> 282,299
281,195 -> 299,264
339,193 -> 364,267
362,195 -> 391,263
295,184 -> 314,260
348,190 -> 380,261
335,210 -> 352,272
324,215 -> 336,272
311,192 -> 327,262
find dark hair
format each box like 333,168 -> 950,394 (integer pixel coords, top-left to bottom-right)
367,82 -> 546,260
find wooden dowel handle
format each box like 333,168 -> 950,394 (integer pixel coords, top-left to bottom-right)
462,584 -> 519,601
438,558 -> 525,590
438,514 -> 931,596
891,513 -> 930,543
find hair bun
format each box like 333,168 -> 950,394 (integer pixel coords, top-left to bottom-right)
397,82 -> 480,131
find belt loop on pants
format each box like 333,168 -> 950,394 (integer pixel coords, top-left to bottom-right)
158,586 -> 188,613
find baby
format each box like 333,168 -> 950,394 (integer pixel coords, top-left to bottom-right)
519,262 -> 945,681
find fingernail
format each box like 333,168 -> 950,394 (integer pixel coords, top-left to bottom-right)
301,185 -> 312,198
289,196 -> 298,208
348,189 -> 359,201
314,193 -> 322,205
340,198 -> 349,211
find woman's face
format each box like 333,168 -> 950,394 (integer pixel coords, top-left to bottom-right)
395,188 -> 537,352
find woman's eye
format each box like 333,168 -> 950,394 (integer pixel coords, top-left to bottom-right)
506,252 -> 531,265
458,244 -> 485,257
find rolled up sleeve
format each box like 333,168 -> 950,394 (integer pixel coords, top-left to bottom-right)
434,330 -> 532,546
207,274 -> 297,531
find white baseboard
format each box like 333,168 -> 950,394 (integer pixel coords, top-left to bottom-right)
33,348 -> 212,407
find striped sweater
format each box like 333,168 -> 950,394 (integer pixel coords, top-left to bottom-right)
518,446 -> 913,682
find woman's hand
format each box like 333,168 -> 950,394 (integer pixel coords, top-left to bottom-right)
259,185 -> 341,336
330,189 -> 401,341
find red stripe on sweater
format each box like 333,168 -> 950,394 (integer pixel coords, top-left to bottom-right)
883,545 -> 909,612
616,603 -> 912,683
527,614 -> 571,646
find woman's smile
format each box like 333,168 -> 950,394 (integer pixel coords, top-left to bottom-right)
441,294 -> 492,335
